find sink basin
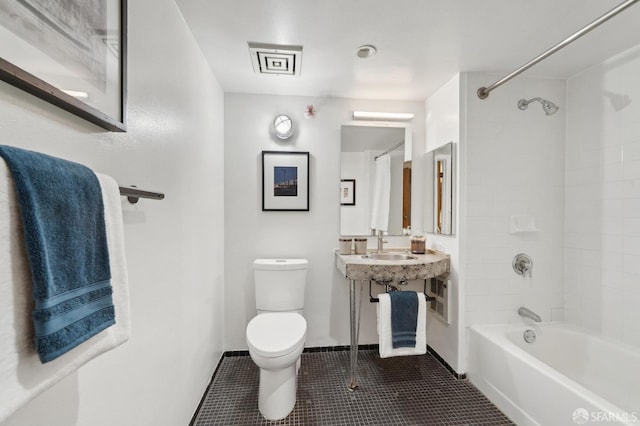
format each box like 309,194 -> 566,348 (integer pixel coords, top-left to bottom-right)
362,253 -> 417,261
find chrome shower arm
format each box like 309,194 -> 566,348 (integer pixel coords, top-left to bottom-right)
517,97 -> 559,115
517,98 -> 543,110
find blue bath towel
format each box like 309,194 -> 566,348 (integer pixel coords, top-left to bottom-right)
0,145 -> 115,363
389,291 -> 419,349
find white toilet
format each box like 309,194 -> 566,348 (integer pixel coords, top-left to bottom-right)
246,259 -> 308,421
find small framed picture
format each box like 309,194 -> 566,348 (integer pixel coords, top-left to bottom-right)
340,179 -> 356,206
262,151 -> 310,211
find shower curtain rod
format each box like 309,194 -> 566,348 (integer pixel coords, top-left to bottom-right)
477,0 -> 640,99
374,140 -> 404,160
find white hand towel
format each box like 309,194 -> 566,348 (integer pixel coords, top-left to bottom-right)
0,160 -> 130,422
377,292 -> 427,358
370,154 -> 391,232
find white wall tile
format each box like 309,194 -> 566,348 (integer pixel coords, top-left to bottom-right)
603,145 -> 624,165
622,272 -> 640,294
601,287 -> 624,340
622,292 -> 640,347
622,180 -> 640,199
463,73 -> 566,334
623,236 -> 640,255
622,123 -> 640,145
623,140 -> 640,161
623,198 -> 640,217
566,43 -> 640,350
551,307 -> 566,322
624,217 -> 640,236
623,254 -> 640,274
623,159 -> 640,180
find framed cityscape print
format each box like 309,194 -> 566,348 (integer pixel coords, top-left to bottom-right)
262,151 -> 309,211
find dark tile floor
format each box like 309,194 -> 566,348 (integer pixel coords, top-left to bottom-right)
192,349 -> 513,425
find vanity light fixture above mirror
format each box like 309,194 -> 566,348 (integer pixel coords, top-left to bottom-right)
352,111 -> 414,121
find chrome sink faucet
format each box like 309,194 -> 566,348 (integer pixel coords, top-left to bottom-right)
376,230 -> 388,253
518,306 -> 541,322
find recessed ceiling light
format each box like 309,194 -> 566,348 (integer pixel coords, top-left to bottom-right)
355,45 -> 376,59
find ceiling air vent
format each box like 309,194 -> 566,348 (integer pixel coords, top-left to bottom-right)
248,42 -> 302,76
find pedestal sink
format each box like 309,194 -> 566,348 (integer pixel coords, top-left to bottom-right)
334,249 -> 450,390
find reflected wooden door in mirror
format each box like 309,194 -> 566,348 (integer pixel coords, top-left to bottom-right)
402,161 -> 411,229
424,142 -> 455,235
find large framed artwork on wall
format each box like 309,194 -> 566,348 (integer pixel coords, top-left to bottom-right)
262,151 -> 310,211
0,0 -> 127,131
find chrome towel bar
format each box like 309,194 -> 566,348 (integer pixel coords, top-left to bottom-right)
369,279 -> 434,303
118,186 -> 165,204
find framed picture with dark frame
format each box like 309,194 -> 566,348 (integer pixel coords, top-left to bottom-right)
262,151 -> 310,211
0,0 -> 127,132
340,179 -> 356,206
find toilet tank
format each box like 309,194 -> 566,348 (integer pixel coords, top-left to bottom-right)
253,259 -> 308,312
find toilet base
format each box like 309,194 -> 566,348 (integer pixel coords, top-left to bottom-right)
258,364 -> 298,421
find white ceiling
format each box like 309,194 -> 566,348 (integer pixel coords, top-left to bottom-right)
175,0 -> 640,101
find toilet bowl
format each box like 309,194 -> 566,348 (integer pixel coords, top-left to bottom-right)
246,312 -> 307,421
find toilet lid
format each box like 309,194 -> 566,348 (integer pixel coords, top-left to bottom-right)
246,312 -> 307,358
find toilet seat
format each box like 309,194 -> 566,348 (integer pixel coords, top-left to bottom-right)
247,312 -> 306,358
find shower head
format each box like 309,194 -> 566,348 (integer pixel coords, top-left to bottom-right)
517,97 -> 559,116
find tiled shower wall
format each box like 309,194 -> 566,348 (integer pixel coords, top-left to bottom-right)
463,73 -> 566,327
565,44 -> 640,348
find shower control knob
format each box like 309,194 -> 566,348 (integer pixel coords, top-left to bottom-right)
513,253 -> 533,277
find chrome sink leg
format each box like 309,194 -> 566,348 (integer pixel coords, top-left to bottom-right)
348,279 -> 359,390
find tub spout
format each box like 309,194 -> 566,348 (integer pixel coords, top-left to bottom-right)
518,306 -> 541,322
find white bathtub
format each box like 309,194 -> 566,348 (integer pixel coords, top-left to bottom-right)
468,323 -> 640,426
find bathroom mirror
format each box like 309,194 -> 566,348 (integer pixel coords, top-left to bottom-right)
340,124 -> 411,236
424,142 -> 455,235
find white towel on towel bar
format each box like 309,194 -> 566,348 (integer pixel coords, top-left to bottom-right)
0,160 -> 131,422
376,292 -> 427,358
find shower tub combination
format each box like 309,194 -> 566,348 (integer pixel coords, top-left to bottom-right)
468,322 -> 640,426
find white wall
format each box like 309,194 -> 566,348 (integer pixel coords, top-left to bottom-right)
565,44 -> 640,348
224,94 -> 425,349
424,74 -> 463,372
1,0 -> 225,425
